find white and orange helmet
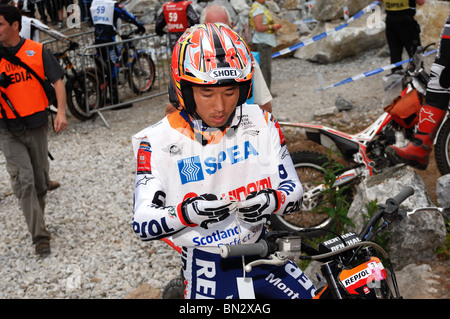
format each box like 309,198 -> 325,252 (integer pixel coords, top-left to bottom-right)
170,23 -> 254,114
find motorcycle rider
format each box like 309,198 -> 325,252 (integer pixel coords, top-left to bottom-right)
386,11 -> 450,170
131,23 -> 316,299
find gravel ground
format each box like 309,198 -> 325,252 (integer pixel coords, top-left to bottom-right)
0,93 -> 178,298
0,49 -> 441,299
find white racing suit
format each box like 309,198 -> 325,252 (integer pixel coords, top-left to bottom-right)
132,104 -> 316,299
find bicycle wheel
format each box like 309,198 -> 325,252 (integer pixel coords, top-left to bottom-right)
128,52 -> 155,94
434,116 -> 450,175
66,71 -> 102,121
270,150 -> 333,237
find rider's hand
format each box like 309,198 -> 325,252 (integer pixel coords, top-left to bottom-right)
178,194 -> 235,229
137,25 -> 146,35
237,189 -> 281,225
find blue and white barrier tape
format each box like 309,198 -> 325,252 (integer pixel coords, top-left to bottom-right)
317,49 -> 438,91
272,0 -> 380,58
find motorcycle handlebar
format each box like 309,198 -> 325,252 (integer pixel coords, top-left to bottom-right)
221,187 -> 417,259
360,186 -> 414,239
386,186 -> 415,206
220,240 -> 268,258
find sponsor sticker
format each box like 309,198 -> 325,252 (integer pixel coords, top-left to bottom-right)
177,155 -> 205,184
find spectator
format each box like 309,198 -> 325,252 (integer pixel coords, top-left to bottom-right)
90,0 -> 145,106
0,4 -> 67,256
155,0 -> 199,51
383,0 -> 425,73
249,0 -> 281,91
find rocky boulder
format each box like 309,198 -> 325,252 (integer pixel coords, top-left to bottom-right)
347,166 -> 447,270
294,17 -> 386,63
416,0 -> 450,48
311,0 -> 374,21
436,174 -> 450,218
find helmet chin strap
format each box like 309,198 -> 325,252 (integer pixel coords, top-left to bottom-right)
224,104 -> 243,138
189,105 -> 243,146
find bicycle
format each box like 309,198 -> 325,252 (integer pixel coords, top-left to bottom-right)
93,29 -> 156,104
52,41 -> 102,121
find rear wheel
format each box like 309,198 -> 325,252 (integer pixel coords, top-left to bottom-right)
270,151 -> 333,237
128,52 -> 156,94
66,71 -> 102,121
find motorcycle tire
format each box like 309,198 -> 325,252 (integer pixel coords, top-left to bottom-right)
434,117 -> 450,175
162,277 -> 185,299
269,150 -> 334,237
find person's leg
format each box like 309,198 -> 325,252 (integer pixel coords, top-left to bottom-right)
400,16 -> 421,58
254,43 -> 272,90
385,15 -> 404,73
0,128 -> 51,252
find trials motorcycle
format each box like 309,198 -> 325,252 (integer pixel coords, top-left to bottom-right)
270,44 -> 450,233
222,187 -> 444,299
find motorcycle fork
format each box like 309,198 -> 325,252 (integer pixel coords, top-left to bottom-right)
320,262 -> 342,299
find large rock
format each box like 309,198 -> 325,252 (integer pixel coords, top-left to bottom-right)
395,264 -> 441,299
416,1 -> 450,47
436,174 -> 450,218
294,11 -> 386,63
347,166 -> 446,269
124,0 -> 162,24
312,0 -> 374,21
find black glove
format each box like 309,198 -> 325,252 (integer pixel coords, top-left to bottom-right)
137,25 -> 146,35
179,194 -> 235,229
237,189 -> 280,225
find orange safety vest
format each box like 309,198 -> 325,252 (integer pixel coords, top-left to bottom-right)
0,39 -> 48,119
163,1 -> 191,33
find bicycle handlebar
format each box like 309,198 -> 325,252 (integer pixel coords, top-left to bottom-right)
52,40 -> 79,59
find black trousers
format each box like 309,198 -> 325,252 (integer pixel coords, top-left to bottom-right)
385,14 -> 421,72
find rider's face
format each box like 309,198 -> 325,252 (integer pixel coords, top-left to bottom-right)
193,84 -> 240,128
